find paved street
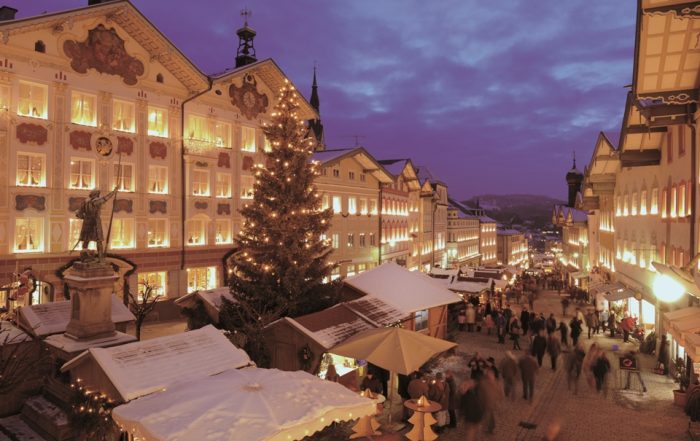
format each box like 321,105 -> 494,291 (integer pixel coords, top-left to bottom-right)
423,289 -> 690,441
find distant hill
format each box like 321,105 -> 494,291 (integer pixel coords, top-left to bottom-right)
462,194 -> 566,229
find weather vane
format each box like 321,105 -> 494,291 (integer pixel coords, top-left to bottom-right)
241,7 -> 252,25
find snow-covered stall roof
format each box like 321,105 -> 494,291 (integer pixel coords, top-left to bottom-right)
429,268 -> 459,277
344,262 -> 462,315
61,325 -> 251,402
112,368 -> 376,441
174,287 -> 233,323
0,321 -> 31,345
284,304 -> 376,350
345,296 -> 408,327
17,295 -> 135,337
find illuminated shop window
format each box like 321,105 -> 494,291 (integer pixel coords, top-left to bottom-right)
14,217 -> 43,253
640,190 -> 647,216
679,184 -> 686,217
16,153 -> 45,187
69,219 -> 96,251
192,169 -> 210,196
70,91 -> 97,127
671,187 -> 677,218
138,271 -> 167,299
148,166 -> 168,194
113,99 -> 135,133
359,198 -> 368,215
187,266 -> 217,293
215,219 -> 232,244
187,115 -> 208,143
113,163 -> 134,192
347,264 -> 356,278
216,173 -> 231,198
147,106 -> 168,137
370,199 -> 378,215
110,218 -> 135,249
186,218 -> 206,246
631,193 -> 638,216
69,158 -> 94,190
241,126 -> 256,152
147,219 -> 169,248
240,176 -> 254,199
414,309 -> 429,331
17,81 -> 47,119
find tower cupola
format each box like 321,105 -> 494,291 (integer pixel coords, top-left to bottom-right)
235,9 -> 257,68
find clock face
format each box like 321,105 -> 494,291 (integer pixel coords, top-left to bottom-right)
243,91 -> 256,108
96,137 -> 113,156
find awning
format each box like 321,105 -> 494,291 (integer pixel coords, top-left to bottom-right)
605,286 -> 635,302
668,313 -> 700,347
682,332 -> 700,361
662,307 -> 700,331
571,271 -> 588,280
590,282 -> 623,296
566,265 -> 579,273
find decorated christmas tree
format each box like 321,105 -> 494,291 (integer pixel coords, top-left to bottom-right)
221,80 -> 337,366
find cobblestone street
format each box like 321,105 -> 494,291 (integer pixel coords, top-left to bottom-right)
417,289 -> 689,441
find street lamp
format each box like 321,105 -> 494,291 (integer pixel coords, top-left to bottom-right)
652,273 -> 685,303
651,258 -> 700,302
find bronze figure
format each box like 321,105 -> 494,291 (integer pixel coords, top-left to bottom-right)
75,189 -> 117,262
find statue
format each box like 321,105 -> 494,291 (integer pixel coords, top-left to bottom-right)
75,189 -> 117,263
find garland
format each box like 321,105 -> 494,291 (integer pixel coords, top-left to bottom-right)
298,344 -> 314,371
68,380 -> 117,440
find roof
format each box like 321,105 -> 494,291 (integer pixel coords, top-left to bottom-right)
17,296 -> 135,337
497,229 -> 523,236
283,304 -> 376,349
345,296 -> 408,327
61,325 -> 251,402
0,321 -> 31,346
175,287 -> 233,310
568,208 -> 588,223
378,159 -> 410,176
344,262 -> 462,315
311,147 -> 394,184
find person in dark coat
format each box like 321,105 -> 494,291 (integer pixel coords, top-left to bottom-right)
518,353 -> 539,402
496,312 -> 507,344
459,379 -> 483,441
520,306 -> 530,335
592,350 -> 611,394
658,334 -> 670,375
532,330 -> 548,367
359,371 -> 383,394
498,351 -> 519,400
546,313 -> 557,335
608,311 -> 617,338
408,371 -> 429,398
570,317 -> 583,346
558,320 -> 569,348
564,344 -> 586,394
444,370 -> 458,428
468,352 -> 486,380
529,311 -> 539,334
547,334 -> 562,371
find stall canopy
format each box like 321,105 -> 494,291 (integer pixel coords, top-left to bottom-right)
112,368 -> 376,441
667,313 -> 700,347
61,325 -> 251,402
590,282 -> 623,296
662,307 -> 700,331
605,285 -> 636,302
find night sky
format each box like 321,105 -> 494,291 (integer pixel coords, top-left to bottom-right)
9,0 -> 636,200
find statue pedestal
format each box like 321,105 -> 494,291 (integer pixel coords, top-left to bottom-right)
64,262 -> 118,341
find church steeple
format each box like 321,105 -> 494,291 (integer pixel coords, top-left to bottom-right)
308,65 -> 325,151
235,9 -> 257,68
565,150 -> 584,208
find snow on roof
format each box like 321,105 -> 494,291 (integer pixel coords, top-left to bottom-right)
17,295 -> 135,337
415,165 -> 436,184
61,325 -> 251,402
285,304 -> 376,349
192,287 -> 233,310
478,215 -> 497,223
448,280 -> 490,293
345,262 -> 462,315
429,268 -> 459,277
0,321 -> 31,345
112,368 -> 376,441
497,229 -> 523,236
311,148 -> 354,165
378,159 -> 408,177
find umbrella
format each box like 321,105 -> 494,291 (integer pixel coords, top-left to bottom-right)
112,368 -> 376,441
330,326 -> 457,375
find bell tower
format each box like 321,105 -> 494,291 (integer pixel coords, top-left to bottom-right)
565,151 -> 584,208
235,8 -> 257,68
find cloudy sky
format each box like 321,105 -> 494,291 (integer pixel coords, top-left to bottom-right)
12,0 -> 637,200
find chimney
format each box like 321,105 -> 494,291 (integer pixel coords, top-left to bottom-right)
0,6 -> 18,21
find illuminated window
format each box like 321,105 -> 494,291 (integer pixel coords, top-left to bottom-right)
661,189 -> 668,218
187,115 -> 208,143
370,233 -> 376,246
213,121 -> 231,148
147,219 -> 168,248
192,169 -> 210,196
187,267 -> 217,293
359,233 -> 366,247
679,184 -> 686,217
347,233 -> 354,248
70,91 -> 96,126
359,198 -> 368,215
240,176 -> 254,199
110,218 -> 135,249
370,199 -> 378,215
113,163 -> 134,192
330,267 -> 340,281
0,85 -> 9,111
14,217 -> 43,253
321,194 -> 329,210
348,197 -> 357,214
414,309 -> 429,331
17,81 -> 47,119
216,173 -> 231,198
16,153 -> 45,187
651,188 -> 659,215
332,234 -> 339,249
69,219 -> 96,251
688,184 -> 693,216
186,218 -> 206,246
69,158 -> 94,189
147,106 -> 168,137
671,186 -> 677,218
138,271 -> 167,299
263,136 -> 272,152
631,193 -> 638,216
332,196 -> 342,213
623,194 -> 629,216
148,165 -> 168,194
241,126 -> 256,152
640,190 -> 647,215
112,99 -> 135,133
215,219 -> 232,244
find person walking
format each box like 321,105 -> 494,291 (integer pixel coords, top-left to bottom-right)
466,303 -> 476,332
518,353 -> 539,402
564,344 -> 585,394
496,311 -> 507,344
458,309 -> 466,332
608,311 -> 617,338
532,330 -> 548,367
592,349 -> 611,394
570,316 -> 583,347
585,310 -> 595,339
658,334 -> 670,375
499,351 -> 519,400
484,313 -> 495,336
520,306 -> 530,335
478,369 -> 502,435
600,309 -> 609,333
583,342 -> 599,391
468,352 -> 486,380
546,313 -> 557,335
444,370 -> 458,428
561,296 -> 570,317
509,316 -> 522,350
428,372 -> 450,433
558,320 -> 569,348
621,314 -> 635,343
459,379 -> 484,441
547,334 -> 562,371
